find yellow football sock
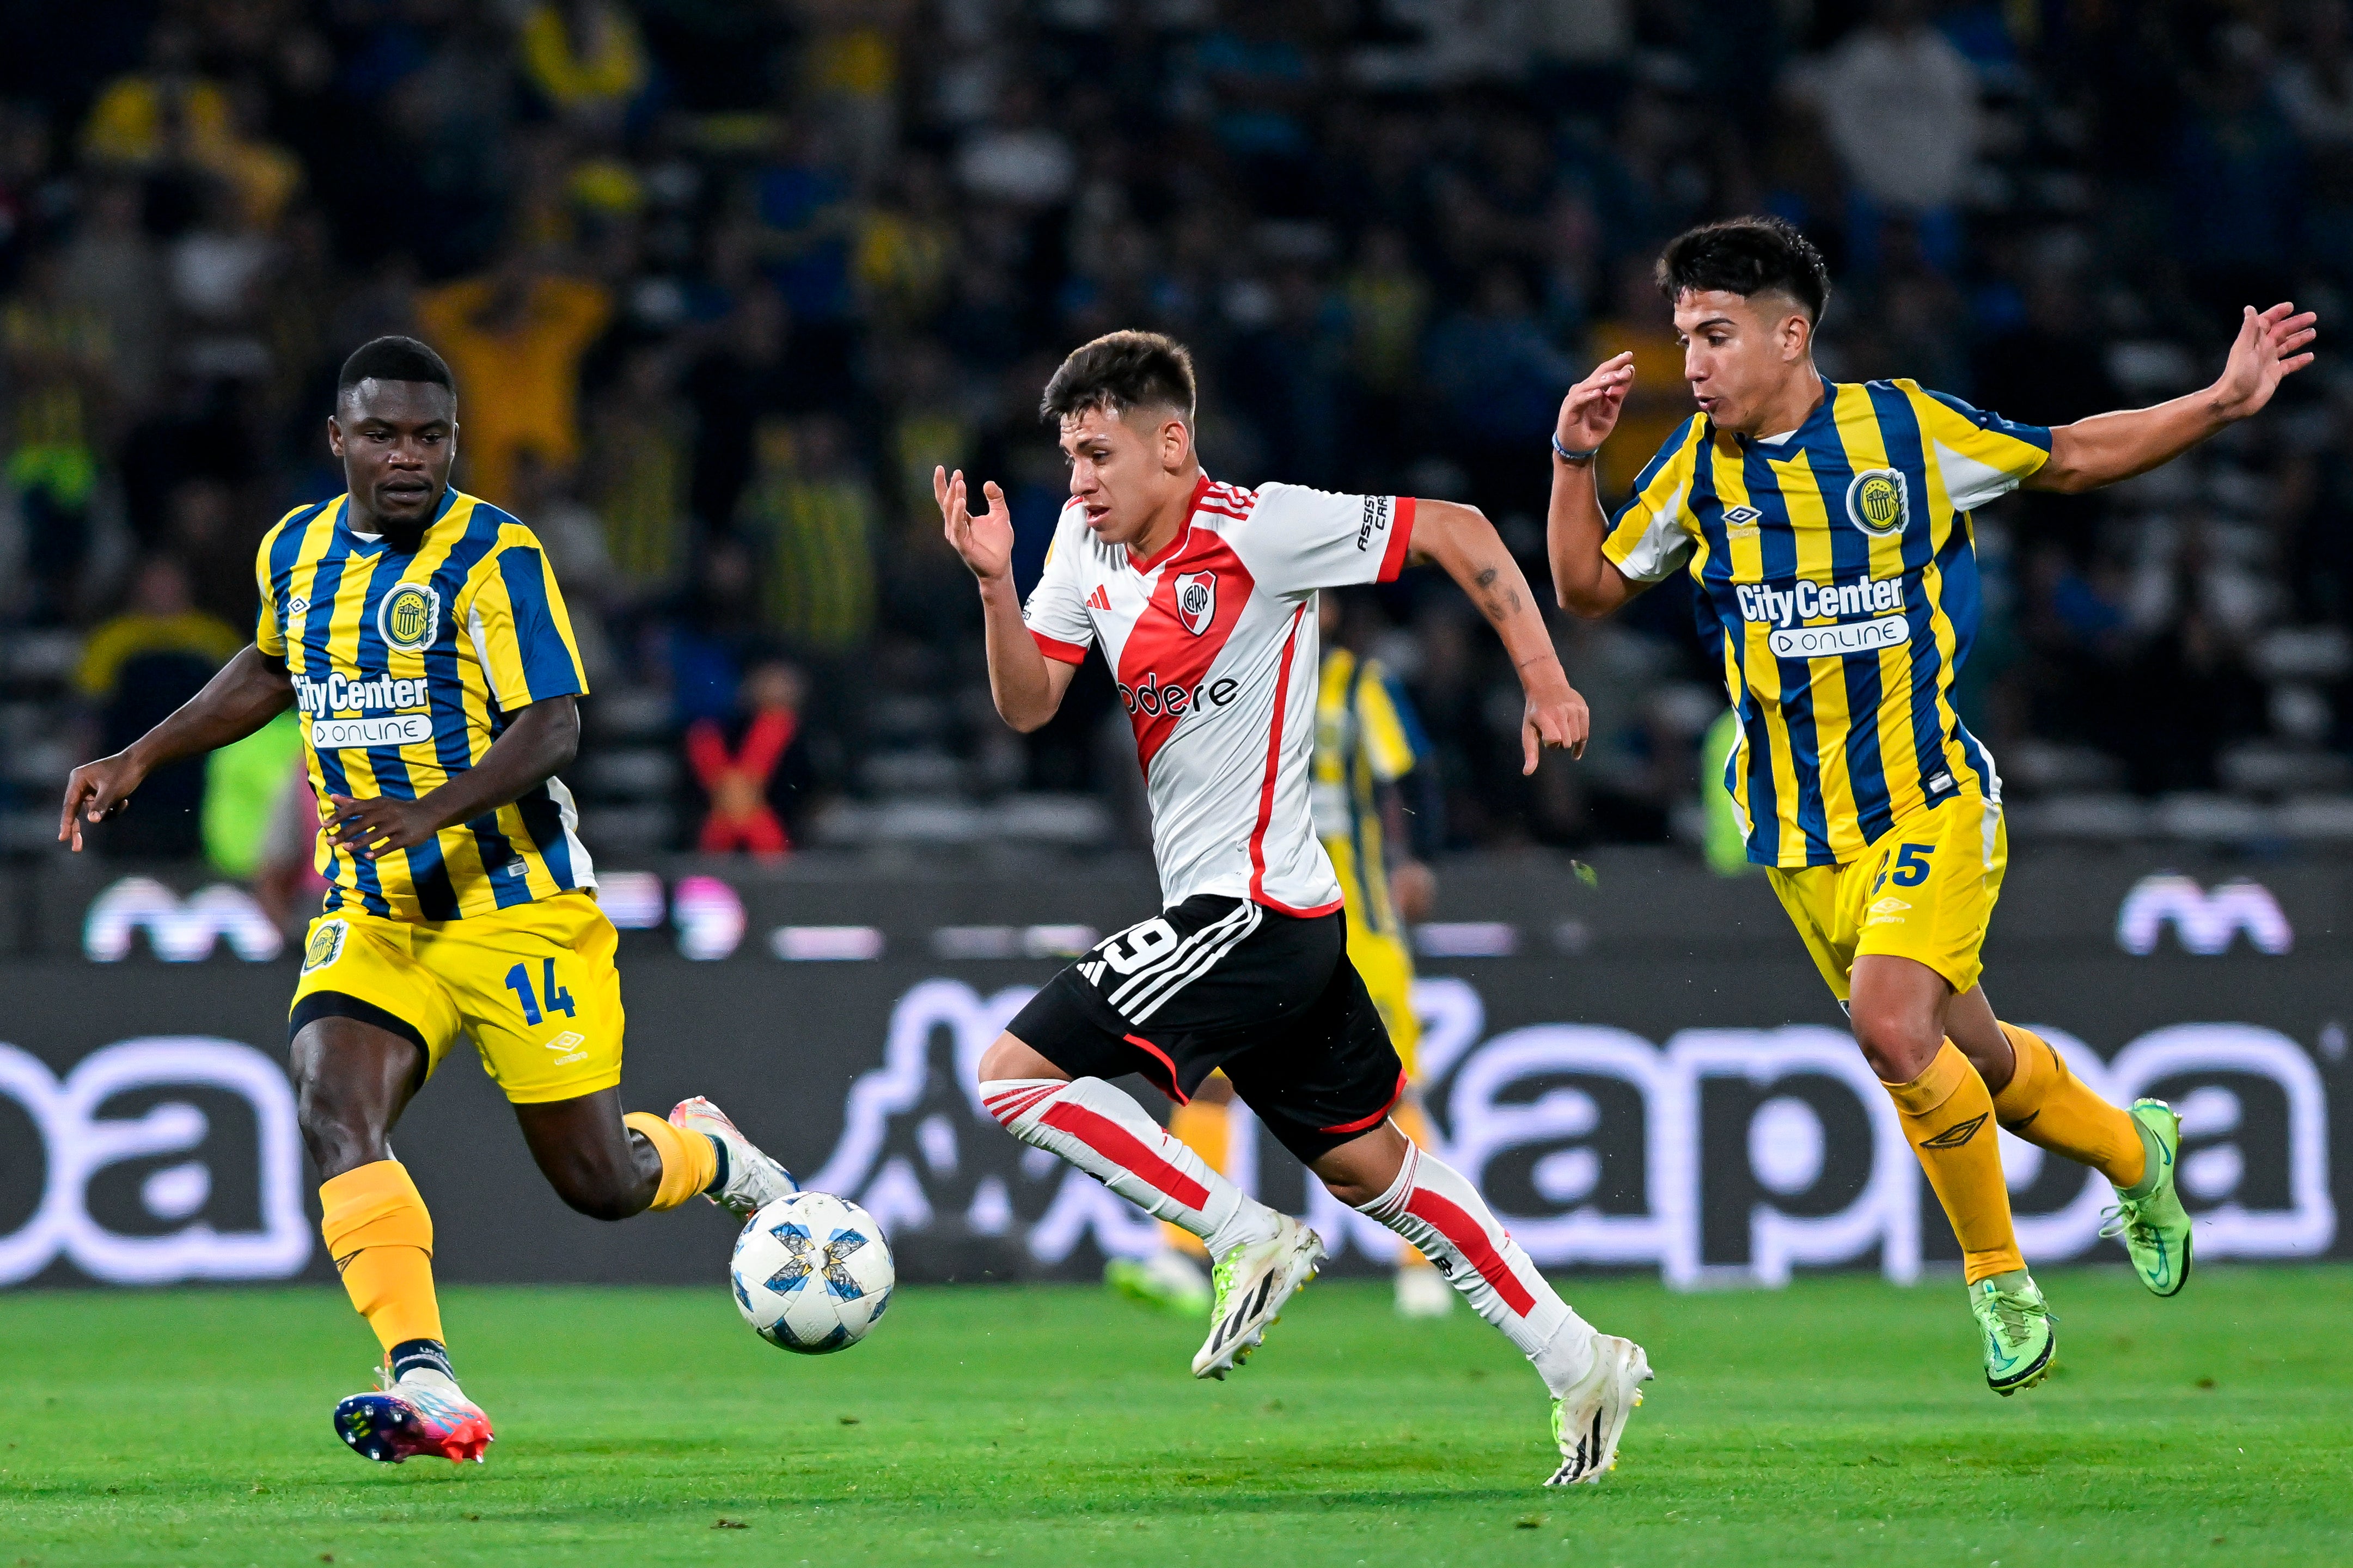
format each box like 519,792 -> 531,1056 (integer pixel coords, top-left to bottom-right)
625,1111 -> 718,1210
1884,1043 -> 2025,1284
1158,1097 -> 1232,1259
1989,1023 -> 2146,1190
320,1161 -> 443,1355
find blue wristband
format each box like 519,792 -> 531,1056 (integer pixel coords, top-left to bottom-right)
1553,433 -> 1600,463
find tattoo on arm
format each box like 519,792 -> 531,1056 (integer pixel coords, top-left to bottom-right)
1469,564 -> 1521,623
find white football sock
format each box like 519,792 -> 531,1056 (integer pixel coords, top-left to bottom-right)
1354,1142 -> 1596,1395
982,1078 -> 1279,1258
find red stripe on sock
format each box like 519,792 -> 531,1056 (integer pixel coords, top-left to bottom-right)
988,1086 -> 1062,1126
1404,1187 -> 1535,1316
1039,1099 -> 1210,1212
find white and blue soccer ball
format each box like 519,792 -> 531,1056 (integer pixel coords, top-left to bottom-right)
730,1191 -> 895,1354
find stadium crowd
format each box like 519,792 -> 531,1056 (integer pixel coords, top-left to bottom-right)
2,0 -> 2351,873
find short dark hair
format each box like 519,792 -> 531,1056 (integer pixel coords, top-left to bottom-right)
1040,329 -> 1196,425
1654,217 -> 1831,324
337,336 -> 455,400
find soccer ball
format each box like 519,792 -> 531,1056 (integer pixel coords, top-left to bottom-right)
729,1191 -> 895,1354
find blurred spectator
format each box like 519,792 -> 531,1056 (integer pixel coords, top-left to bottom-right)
509,450 -> 616,685
744,414 -> 877,656
57,178 -> 166,406
1339,228 -> 1430,470
75,557 -> 242,856
587,346 -> 691,607
518,0 -> 648,128
1425,266 -> 1574,519
3,249 -> 108,623
1587,259 -> 1690,503
2173,27 -> 2305,321
0,0 -> 2342,865
416,249 -> 612,508
684,658 -> 813,856
955,82 -> 1075,208
1809,0 -> 1979,270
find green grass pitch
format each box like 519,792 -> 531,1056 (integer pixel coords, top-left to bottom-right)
3,1266 -> 2349,1566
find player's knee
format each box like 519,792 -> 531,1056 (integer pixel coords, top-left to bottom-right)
1849,1006 -> 1938,1084
294,1077 -> 387,1174
977,1032 -> 1064,1088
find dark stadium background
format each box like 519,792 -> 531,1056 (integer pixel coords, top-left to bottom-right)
0,1 -> 2344,1290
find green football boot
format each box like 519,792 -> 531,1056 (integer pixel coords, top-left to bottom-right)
2100,1099 -> 2192,1297
1971,1270 -> 2055,1396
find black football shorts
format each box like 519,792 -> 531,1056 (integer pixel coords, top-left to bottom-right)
1006,895 -> 1406,1163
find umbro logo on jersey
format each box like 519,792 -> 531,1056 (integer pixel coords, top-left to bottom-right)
1721,505 -> 1762,537
289,596 -> 310,613
1172,571 -> 1217,635
1086,585 -> 1111,611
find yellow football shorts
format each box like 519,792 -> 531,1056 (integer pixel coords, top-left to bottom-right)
1765,790 -> 2008,1003
290,889 -> 626,1104
1347,923 -> 1421,1080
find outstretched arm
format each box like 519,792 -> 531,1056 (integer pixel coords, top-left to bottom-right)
59,644 -> 294,849
2030,303 -> 2318,493
1408,499 -> 1589,770
1547,352 -> 1645,617
937,465 -> 1077,732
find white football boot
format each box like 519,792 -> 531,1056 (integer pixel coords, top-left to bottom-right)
1191,1214 -> 1324,1380
1545,1334 -> 1654,1486
669,1097 -> 797,1218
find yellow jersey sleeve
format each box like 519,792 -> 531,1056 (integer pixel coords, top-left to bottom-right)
461,528 -> 590,710
254,506 -> 309,657
1904,381 -> 2053,509
1353,659 -> 1419,784
1601,416 -> 1705,583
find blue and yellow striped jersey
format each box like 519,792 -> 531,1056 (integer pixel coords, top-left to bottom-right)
1311,647 -> 1425,938
1603,379 -> 2050,868
254,488 -> 595,922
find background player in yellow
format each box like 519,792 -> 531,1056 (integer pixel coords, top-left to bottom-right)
1544,217 -> 2315,1394
1108,589 -> 1456,1319
1310,590 -> 1452,1316
58,336 -> 798,1466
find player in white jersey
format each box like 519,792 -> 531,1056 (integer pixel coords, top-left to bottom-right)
936,330 -> 1654,1486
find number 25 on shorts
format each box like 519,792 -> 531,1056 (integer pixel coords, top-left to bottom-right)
1874,842 -> 1934,893
503,959 -> 577,1026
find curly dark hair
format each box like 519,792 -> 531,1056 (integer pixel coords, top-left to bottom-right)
1654,217 -> 1832,323
1040,329 -> 1197,425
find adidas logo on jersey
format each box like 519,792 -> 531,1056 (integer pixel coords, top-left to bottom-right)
1086,585 -> 1111,611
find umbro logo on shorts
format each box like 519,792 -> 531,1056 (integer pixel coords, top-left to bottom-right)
544,1030 -> 588,1064
1922,1112 -> 1989,1149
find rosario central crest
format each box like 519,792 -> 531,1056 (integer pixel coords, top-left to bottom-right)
1172,571 -> 1217,635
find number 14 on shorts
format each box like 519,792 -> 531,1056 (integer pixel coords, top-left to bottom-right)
504,958 -> 577,1026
